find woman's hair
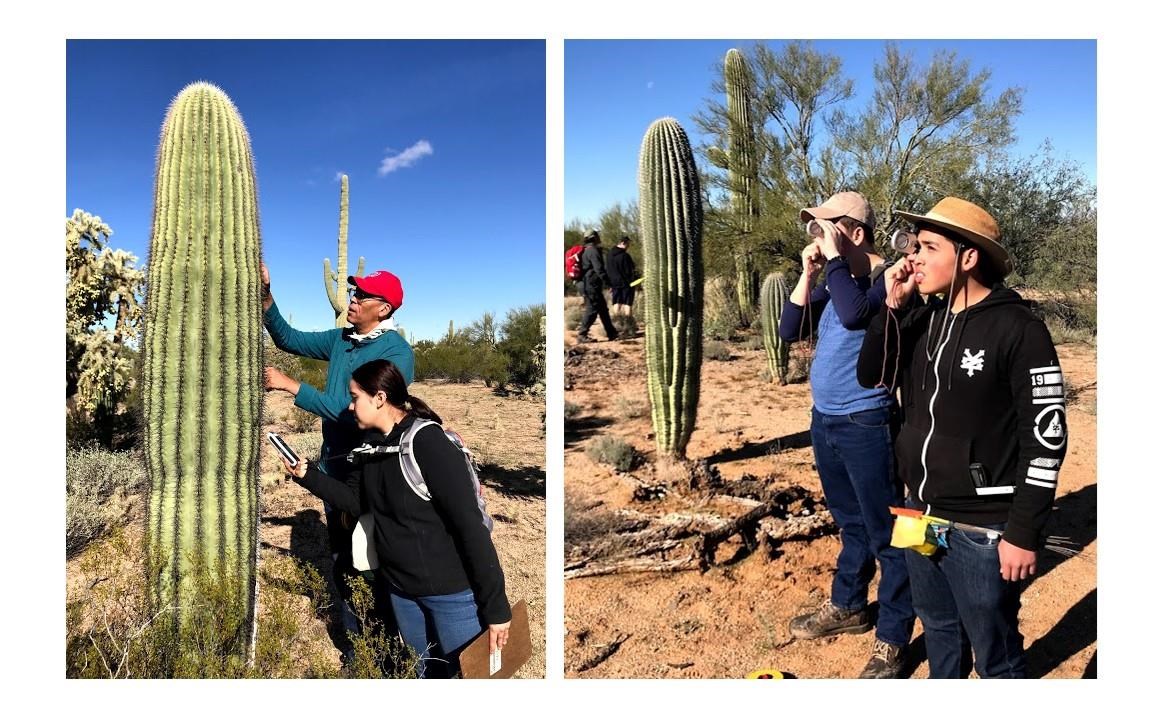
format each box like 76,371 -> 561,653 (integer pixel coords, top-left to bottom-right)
352,359 -> 441,424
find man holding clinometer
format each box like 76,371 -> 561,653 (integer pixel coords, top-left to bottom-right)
261,262 -> 415,646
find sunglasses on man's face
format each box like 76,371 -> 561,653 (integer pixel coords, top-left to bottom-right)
349,287 -> 386,304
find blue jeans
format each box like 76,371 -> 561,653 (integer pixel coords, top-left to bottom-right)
390,587 -> 485,679
904,522 -> 1026,678
810,407 -> 913,646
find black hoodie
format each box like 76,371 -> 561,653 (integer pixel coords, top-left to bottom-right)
606,245 -> 636,288
296,414 -> 512,625
857,286 -> 1067,551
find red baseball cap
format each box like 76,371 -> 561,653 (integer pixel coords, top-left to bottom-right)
349,270 -> 403,310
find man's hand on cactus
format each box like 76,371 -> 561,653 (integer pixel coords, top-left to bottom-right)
260,262 -> 273,311
264,366 -> 301,396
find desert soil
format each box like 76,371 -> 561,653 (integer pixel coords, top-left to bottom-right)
67,379 -> 545,679
563,305 -> 1096,679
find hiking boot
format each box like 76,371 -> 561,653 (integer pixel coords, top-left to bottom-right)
858,639 -> 906,679
576,335 -> 591,344
789,600 -> 872,640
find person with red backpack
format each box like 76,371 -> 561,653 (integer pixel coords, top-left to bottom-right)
573,230 -> 618,343
282,358 -> 512,678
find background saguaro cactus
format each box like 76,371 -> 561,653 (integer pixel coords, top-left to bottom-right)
760,272 -> 790,384
142,82 -> 263,655
639,117 -> 704,460
324,174 -> 366,327
723,48 -> 761,327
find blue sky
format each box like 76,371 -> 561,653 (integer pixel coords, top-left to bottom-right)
565,39 -> 1097,225
67,40 -> 544,342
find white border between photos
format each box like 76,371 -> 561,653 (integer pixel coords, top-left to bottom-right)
11,0 -> 1138,714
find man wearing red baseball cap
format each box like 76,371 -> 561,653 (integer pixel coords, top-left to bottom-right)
261,262 -> 414,654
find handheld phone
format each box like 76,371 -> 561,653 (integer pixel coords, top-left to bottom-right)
268,432 -> 300,467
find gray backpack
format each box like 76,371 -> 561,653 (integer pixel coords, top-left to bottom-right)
386,419 -> 494,533
347,419 -> 493,572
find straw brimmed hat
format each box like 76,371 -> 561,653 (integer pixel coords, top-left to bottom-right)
894,196 -> 1013,278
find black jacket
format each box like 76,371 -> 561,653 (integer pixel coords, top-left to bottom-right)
606,246 -> 636,288
857,286 -> 1067,551
579,243 -> 610,293
296,414 -> 512,624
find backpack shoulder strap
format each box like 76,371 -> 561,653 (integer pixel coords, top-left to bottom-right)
397,418 -> 441,501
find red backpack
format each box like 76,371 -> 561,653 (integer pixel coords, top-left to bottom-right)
565,244 -> 585,281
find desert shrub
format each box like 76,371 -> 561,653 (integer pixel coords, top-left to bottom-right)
66,531 -> 414,678
565,401 -> 581,420
743,334 -> 764,351
342,575 -> 421,679
614,395 -> 647,419
266,341 -> 329,391
586,434 -> 637,472
611,312 -> 640,339
564,297 -> 583,330
499,304 -> 545,388
66,446 -> 146,557
1031,293 -> 1097,342
703,276 -> 741,340
704,340 -> 732,361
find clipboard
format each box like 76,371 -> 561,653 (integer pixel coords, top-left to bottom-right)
458,599 -> 532,679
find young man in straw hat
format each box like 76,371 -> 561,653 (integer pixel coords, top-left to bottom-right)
779,191 -> 914,679
857,196 -> 1067,678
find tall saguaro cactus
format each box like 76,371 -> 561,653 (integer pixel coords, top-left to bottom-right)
324,175 -> 366,327
639,118 -> 704,460
724,48 -> 761,326
760,272 -> 790,385
142,82 -> 263,651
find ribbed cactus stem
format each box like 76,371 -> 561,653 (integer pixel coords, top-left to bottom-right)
639,118 -> 704,459
724,48 -> 758,325
761,272 -> 790,385
142,82 -> 262,648
324,175 -> 365,327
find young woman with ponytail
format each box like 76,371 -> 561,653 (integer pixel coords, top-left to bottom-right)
281,358 -> 511,678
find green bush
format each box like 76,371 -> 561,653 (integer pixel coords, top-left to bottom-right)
499,304 -> 545,388
66,447 -> 146,558
586,435 -> 638,472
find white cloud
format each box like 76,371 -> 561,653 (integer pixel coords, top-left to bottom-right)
377,140 -> 434,177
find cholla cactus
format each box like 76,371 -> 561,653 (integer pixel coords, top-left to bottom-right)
760,272 -> 790,384
639,118 -> 703,460
323,174 -> 366,327
141,82 -> 263,652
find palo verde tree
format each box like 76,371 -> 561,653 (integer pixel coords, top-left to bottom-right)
66,209 -> 145,447
831,43 -> 1023,240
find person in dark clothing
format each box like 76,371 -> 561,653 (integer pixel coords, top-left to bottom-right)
777,191 -> 913,679
858,196 -> 1067,679
577,230 -> 618,343
282,359 -> 512,679
606,235 -> 638,317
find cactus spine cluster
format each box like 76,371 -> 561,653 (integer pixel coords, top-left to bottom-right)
142,82 -> 263,647
760,272 -> 790,385
639,118 -> 704,459
324,175 -> 366,327
724,48 -> 760,326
